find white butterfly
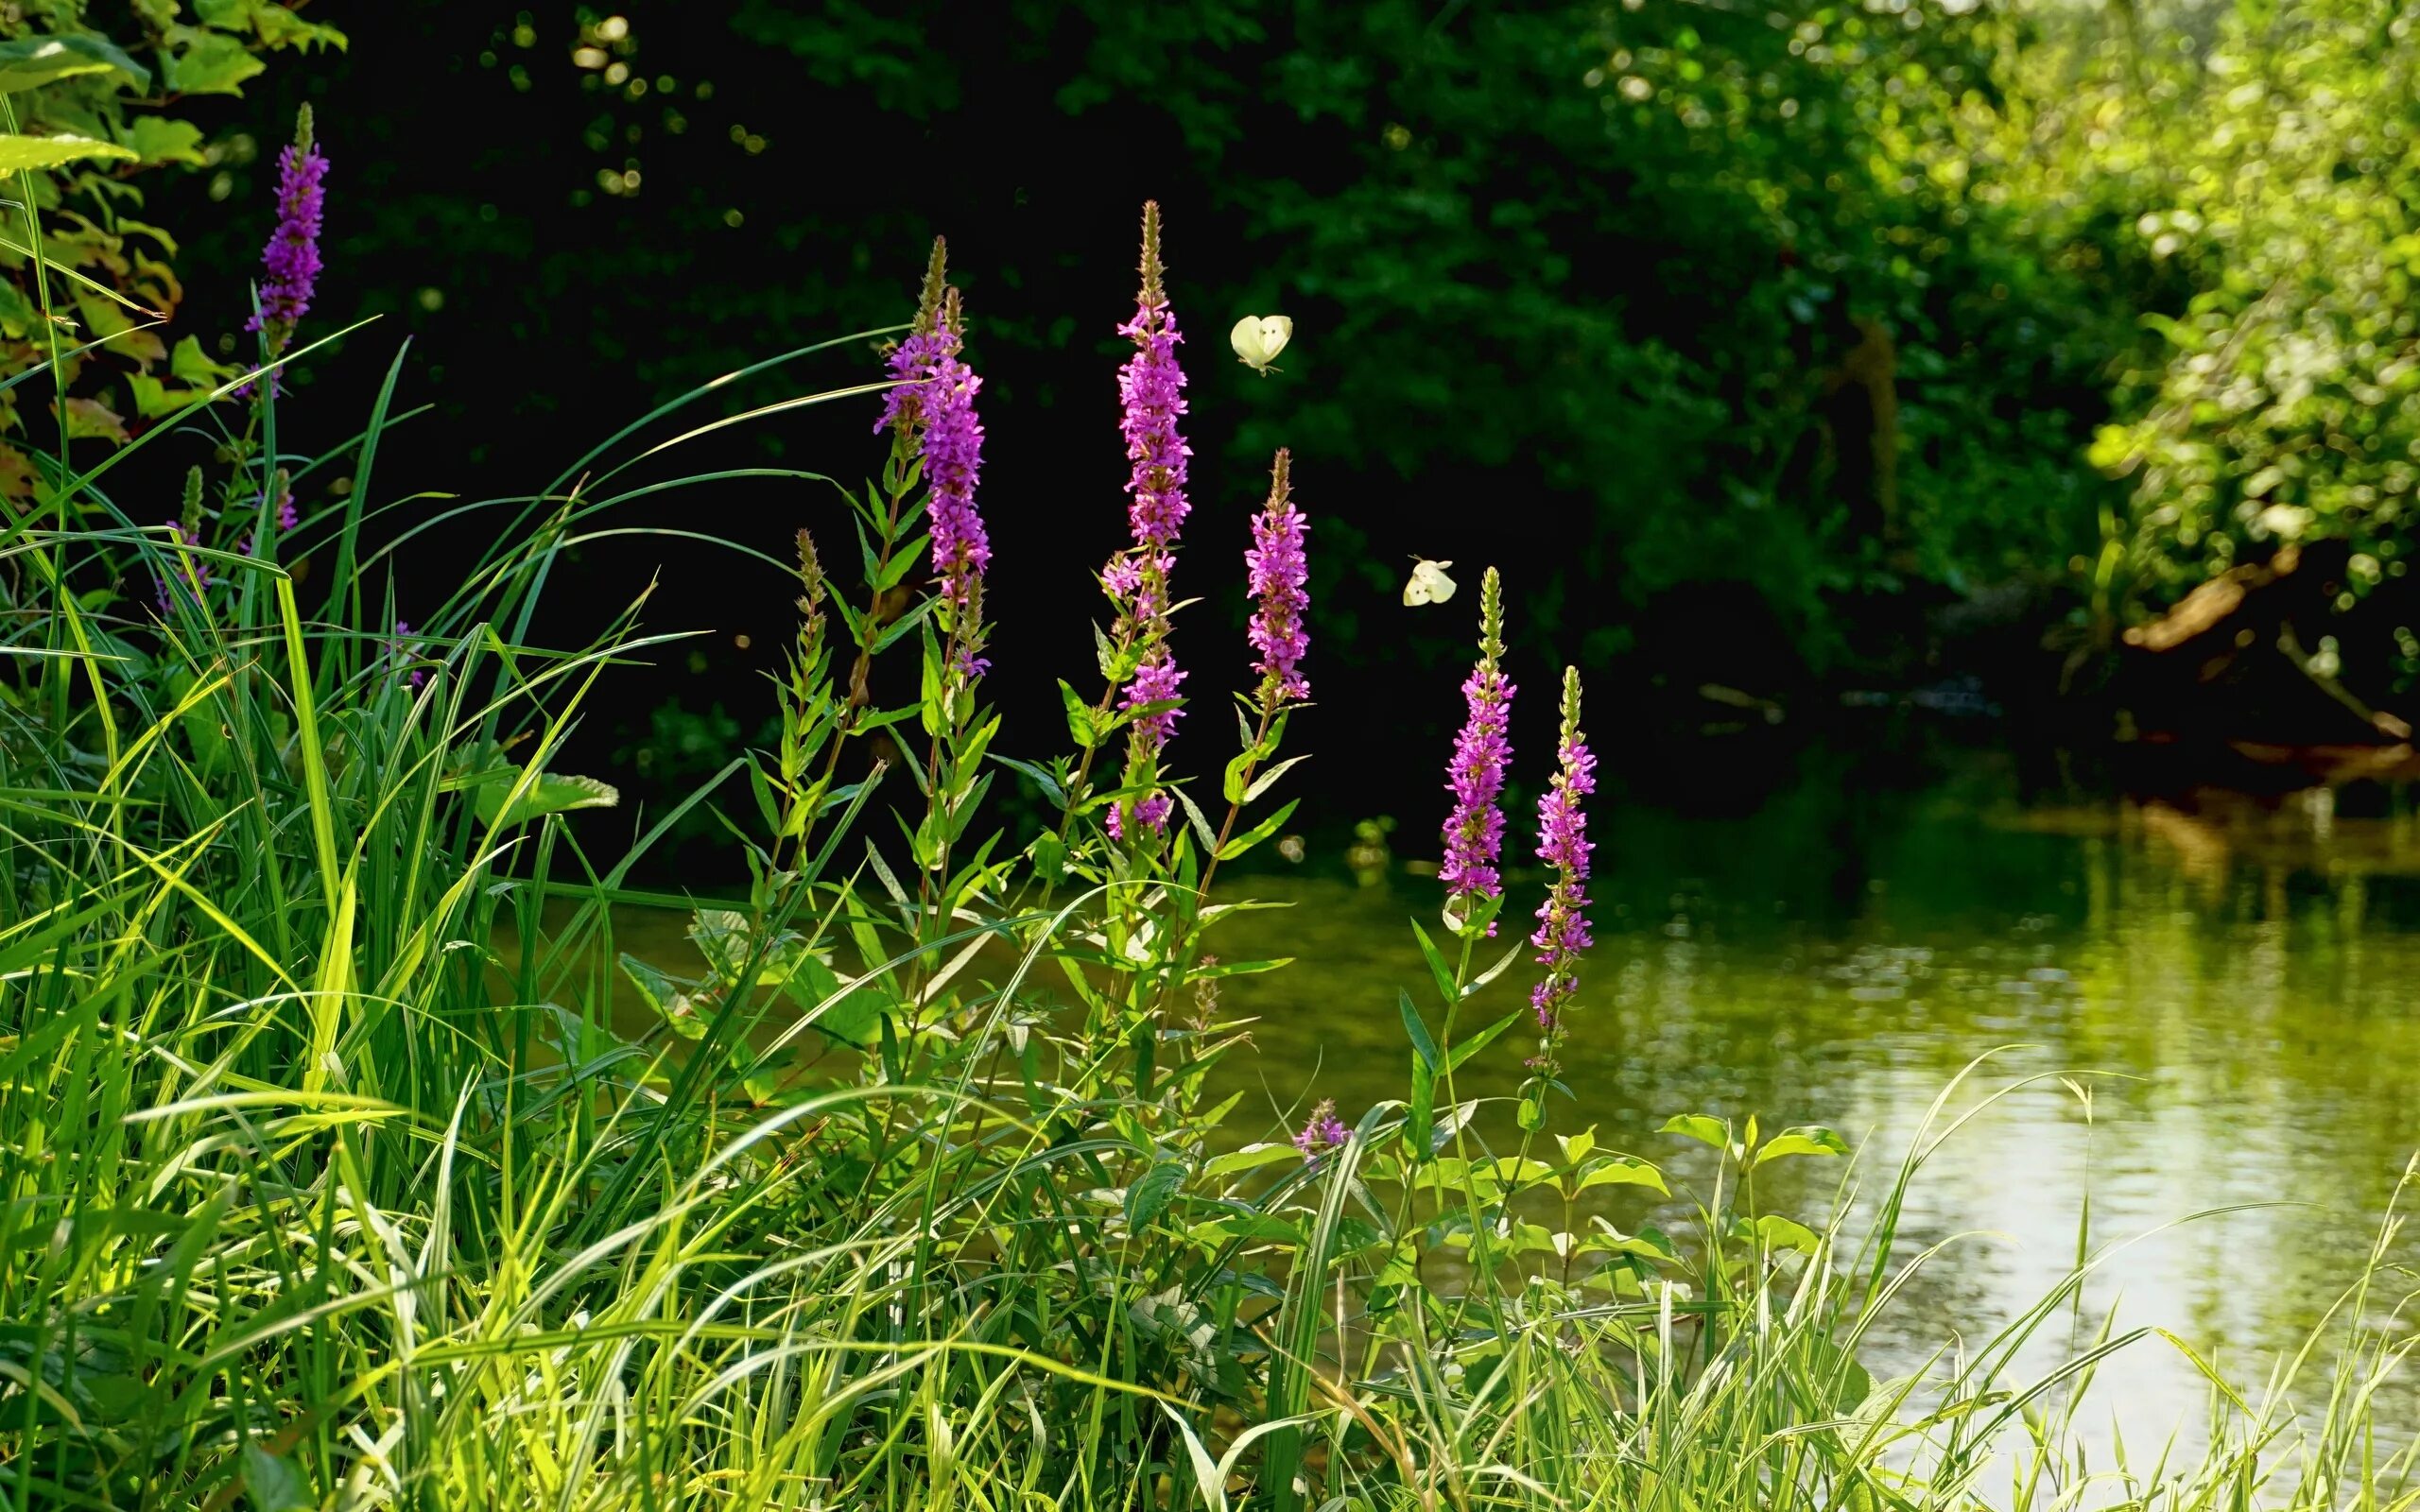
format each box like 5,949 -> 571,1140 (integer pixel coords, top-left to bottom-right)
1229,314 -> 1292,375
1403,558 -> 1458,607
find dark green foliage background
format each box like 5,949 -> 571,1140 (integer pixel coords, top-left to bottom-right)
123,0 -> 2418,816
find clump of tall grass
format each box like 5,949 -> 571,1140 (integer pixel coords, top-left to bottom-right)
0,158 -> 2412,1511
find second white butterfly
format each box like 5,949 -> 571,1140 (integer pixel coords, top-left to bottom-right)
1403,558 -> 1458,607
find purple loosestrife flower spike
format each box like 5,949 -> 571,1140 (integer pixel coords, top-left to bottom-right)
272,470 -> 298,534
250,106 -> 326,351
1116,203 -> 1191,554
875,246 -> 992,676
1529,667 -> 1597,1060
1292,1099 -> 1351,1163
1105,202 -> 1192,839
1246,450 -> 1310,711
1440,567 -> 1513,932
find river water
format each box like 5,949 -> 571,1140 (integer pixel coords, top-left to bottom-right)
1197,748 -> 2420,1444
603,747 -> 2420,1445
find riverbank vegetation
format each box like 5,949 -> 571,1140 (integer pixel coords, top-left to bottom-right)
5,130 -> 2417,1506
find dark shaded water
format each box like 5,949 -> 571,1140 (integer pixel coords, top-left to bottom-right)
605,747 -> 2420,1441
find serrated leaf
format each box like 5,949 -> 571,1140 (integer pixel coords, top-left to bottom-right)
472,771 -> 618,828
117,116 -> 207,165
163,31 -> 267,95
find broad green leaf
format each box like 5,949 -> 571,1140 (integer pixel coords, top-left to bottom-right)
1575,1155 -> 1668,1195
472,771 -> 618,828
1659,1113 -> 1730,1151
1751,1213 -> 1822,1256
129,373 -> 211,419
687,908 -> 764,982
171,334 -> 237,386
241,1443 -> 311,1512
0,132 -> 136,174
1750,1125 -> 1850,1168
1058,678 -> 1097,748
1125,1159 -> 1186,1230
777,953 -> 883,1048
0,35 -> 149,94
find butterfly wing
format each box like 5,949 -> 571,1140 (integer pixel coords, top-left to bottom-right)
1230,315 -> 1271,371
1258,316 -> 1292,364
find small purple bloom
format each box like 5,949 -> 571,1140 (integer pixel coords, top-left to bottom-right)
249,108 -> 326,345
1106,791 -> 1173,842
1245,451 -> 1310,710
1293,1098 -> 1351,1162
393,621 -> 426,691
1120,653 -> 1186,751
1530,668 -> 1596,1048
1440,569 -> 1513,930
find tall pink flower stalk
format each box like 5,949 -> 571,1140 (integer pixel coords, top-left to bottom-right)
1440,567 -> 1513,932
875,241 -> 990,677
1529,666 -> 1596,1067
251,105 -> 326,352
1246,450 -> 1310,712
1106,201 -> 1191,839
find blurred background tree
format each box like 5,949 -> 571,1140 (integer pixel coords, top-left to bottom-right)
22,0 -> 2414,824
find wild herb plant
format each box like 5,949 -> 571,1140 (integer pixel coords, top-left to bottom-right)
0,147 -> 2412,1512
